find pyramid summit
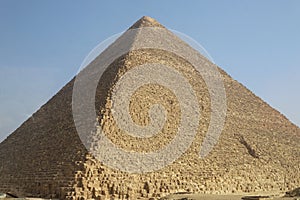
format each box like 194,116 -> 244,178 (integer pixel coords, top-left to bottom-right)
129,16 -> 165,29
0,17 -> 299,200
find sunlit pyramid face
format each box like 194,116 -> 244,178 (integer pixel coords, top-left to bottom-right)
0,16 -> 299,200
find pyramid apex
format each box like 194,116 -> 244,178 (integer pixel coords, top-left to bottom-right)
129,16 -> 165,29
140,16 -> 156,22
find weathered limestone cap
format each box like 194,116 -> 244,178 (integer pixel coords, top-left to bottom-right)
129,16 -> 165,29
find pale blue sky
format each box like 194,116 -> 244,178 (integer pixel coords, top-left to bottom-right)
0,0 -> 299,142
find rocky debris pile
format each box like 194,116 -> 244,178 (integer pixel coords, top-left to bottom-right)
0,192 -> 18,198
285,187 -> 300,197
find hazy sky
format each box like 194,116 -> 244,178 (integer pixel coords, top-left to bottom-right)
0,0 -> 299,142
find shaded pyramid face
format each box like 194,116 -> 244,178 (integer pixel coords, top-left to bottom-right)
0,16 -> 299,200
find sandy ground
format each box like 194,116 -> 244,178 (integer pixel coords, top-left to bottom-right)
160,192 -> 298,200
1,191 -> 299,200
0,196 -> 298,200
161,194 -> 297,199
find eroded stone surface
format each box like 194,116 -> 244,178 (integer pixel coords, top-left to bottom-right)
0,16 -> 299,200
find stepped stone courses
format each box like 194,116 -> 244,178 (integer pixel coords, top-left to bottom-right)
0,16 -> 299,200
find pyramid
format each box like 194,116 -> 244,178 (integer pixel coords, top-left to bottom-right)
0,16 -> 299,200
